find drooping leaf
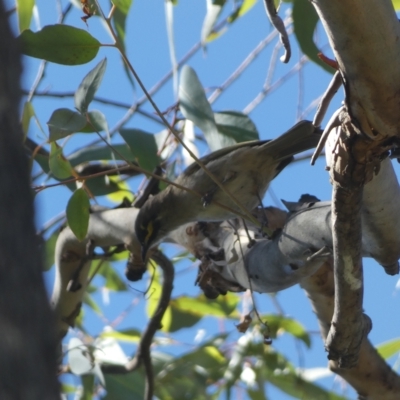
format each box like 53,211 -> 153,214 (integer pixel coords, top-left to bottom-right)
377,338 -> 400,360
179,65 -> 225,151
68,144 -> 135,166
21,101 -> 35,139
66,188 -> 90,241
16,0 -> 35,32
17,25 -> 101,65
49,142 -> 74,179
201,0 -> 226,44
80,375 -> 95,400
214,111 -> 259,147
292,0 -> 334,73
119,128 -> 161,172
75,58 -> 107,113
80,110 -> 109,133
47,108 -> 87,141
95,260 -> 127,291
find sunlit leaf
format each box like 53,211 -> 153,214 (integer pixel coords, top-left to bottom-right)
17,25 -> 101,65
16,0 -> 35,32
393,0 -> 400,10
47,108 -> 87,141
21,101 -> 35,139
174,293 -> 239,318
75,58 -> 107,113
100,329 -> 141,343
179,65 -> 226,151
49,142 -> 74,179
377,338 -> 400,360
292,0 -> 334,73
228,0 -> 257,24
201,0 -> 226,44
66,188 -> 90,241
119,128 -> 161,172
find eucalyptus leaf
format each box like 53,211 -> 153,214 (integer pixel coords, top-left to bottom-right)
179,65 -> 225,151
47,108 -> 87,141
17,25 -> 101,65
49,142 -> 73,179
119,128 -> 161,172
292,0 -> 334,73
16,0 -> 34,32
66,188 -> 90,241
75,58 -> 108,113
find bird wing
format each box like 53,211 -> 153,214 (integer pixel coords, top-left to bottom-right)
182,120 -> 319,177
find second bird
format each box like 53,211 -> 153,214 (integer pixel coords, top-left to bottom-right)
135,120 -> 321,258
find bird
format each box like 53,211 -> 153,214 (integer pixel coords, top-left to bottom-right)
135,120 -> 321,259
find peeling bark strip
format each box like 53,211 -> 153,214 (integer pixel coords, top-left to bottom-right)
326,183 -> 365,368
301,263 -> 400,399
312,0 -> 400,138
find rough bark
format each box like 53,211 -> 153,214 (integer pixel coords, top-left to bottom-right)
0,2 -> 60,398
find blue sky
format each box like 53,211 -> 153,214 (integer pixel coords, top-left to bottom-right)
7,0 -> 400,398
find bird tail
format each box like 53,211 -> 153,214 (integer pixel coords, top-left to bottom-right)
262,120 -> 321,161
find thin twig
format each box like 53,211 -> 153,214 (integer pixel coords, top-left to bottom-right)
263,0 -> 291,63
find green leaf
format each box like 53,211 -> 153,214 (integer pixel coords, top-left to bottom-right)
174,293 -> 239,318
84,176 -> 122,196
201,0 -> 226,44
92,260 -> 127,291
100,329 -> 141,343
47,108 -> 87,141
80,374 -> 95,400
66,188 -> 90,241
68,144 -> 135,166
104,373 -> 145,400
377,338 -> 400,360
393,0 -> 400,10
16,0 -> 35,32
214,111 -> 259,147
179,65 -> 225,151
83,292 -> 102,315
80,110 -> 109,133
21,101 -> 35,139
49,142 -> 74,179
263,314 -> 311,347
75,58 -> 108,113
17,25 -> 101,65
119,128 -> 161,172
292,0 -> 334,73
43,230 -> 58,271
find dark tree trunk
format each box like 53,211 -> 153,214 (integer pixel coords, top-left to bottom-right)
0,2 -> 60,398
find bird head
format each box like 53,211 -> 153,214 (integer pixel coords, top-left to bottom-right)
135,195 -> 169,260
